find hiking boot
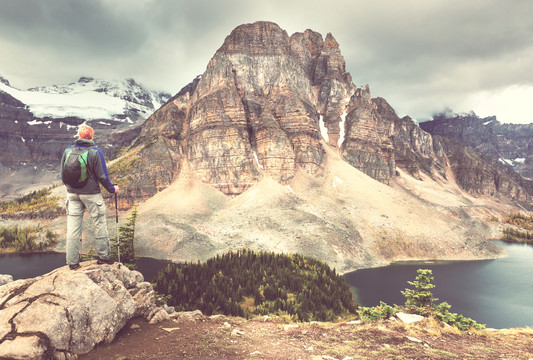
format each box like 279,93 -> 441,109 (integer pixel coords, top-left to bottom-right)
97,258 -> 114,265
69,263 -> 80,270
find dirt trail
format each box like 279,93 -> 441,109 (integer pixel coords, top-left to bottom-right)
81,314 -> 533,360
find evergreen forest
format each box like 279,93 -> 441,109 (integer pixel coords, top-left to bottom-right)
153,249 -> 357,322
0,225 -> 58,252
0,187 -> 63,219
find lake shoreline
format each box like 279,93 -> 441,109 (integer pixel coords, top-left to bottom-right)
344,240 -> 533,329
1,240 -> 511,276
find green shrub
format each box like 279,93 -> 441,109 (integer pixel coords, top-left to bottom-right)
360,301 -> 399,322
502,227 -> 533,243
433,301 -> 485,331
0,225 -> 58,252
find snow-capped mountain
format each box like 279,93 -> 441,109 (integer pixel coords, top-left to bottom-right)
0,76 -> 171,123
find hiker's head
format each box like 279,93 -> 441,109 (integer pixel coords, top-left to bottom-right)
78,125 -> 94,140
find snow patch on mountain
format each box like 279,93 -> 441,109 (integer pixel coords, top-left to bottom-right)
319,115 -> 329,143
0,77 -> 170,122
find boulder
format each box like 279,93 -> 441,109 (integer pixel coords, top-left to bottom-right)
0,275 -> 13,286
169,309 -> 204,320
148,308 -> 170,324
396,312 -> 425,324
0,261 -> 163,359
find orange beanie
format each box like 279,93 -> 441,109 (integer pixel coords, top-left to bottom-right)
78,124 -> 94,140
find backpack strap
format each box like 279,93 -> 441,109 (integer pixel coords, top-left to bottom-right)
71,144 -> 95,182
80,145 -> 95,181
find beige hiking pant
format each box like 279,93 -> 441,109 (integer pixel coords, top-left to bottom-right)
66,192 -> 110,265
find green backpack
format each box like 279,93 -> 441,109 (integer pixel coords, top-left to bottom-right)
62,146 -> 94,188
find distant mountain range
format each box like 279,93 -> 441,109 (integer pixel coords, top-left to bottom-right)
0,75 -> 170,124
420,112 -> 532,180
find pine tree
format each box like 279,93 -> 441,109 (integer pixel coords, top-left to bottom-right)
401,269 -> 438,316
81,244 -> 97,261
110,203 -> 138,269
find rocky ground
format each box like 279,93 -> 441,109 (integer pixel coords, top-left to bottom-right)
81,312 -> 533,360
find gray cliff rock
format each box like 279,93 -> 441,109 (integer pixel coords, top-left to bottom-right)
342,88 -> 447,184
420,113 -> 532,207
0,261 -> 164,359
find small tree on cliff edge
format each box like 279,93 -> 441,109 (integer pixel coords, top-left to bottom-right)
401,269 -> 438,316
110,203 -> 138,269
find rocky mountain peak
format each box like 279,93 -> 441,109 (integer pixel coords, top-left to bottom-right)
217,21 -> 290,55
291,29 -> 324,58
420,112 -> 532,207
78,76 -> 95,83
129,21 -> 362,198
120,22 -> 453,203
324,32 -> 340,49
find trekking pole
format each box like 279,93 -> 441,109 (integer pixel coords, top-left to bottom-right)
115,191 -> 120,264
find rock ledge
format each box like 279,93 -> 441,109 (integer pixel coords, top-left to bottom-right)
0,261 -> 168,359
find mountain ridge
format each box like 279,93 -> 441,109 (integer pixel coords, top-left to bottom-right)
420,111 -> 532,209
0,75 -> 170,123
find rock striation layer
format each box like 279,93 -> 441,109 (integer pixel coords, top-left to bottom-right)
342,89 -> 448,185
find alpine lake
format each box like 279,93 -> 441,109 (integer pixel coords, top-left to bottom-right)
0,240 -> 530,329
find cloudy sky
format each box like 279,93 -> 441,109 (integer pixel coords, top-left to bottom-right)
1,0 -> 532,124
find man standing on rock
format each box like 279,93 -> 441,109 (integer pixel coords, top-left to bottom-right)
60,124 -> 119,270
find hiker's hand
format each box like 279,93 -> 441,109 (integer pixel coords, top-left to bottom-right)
114,185 -> 120,193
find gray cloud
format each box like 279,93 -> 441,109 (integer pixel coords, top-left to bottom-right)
1,0 -> 532,123
0,0 -> 148,54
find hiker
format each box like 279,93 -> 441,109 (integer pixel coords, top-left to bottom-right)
60,124 -> 119,270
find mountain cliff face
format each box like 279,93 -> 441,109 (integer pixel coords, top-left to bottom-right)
120,21 -> 447,200
420,113 -> 532,208
342,89 -> 448,184
130,22 -> 354,197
